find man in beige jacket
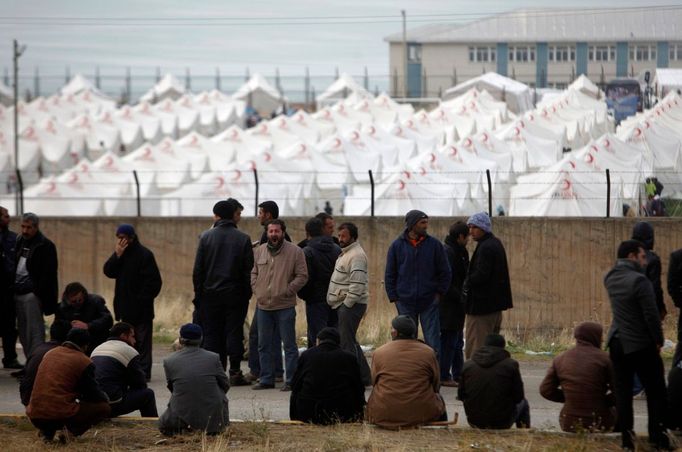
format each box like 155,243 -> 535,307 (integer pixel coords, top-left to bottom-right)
251,219 -> 308,391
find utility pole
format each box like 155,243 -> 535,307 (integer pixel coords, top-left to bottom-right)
402,10 -> 407,98
13,39 -> 26,215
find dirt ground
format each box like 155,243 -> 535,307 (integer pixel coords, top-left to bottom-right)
0,417 -> 635,452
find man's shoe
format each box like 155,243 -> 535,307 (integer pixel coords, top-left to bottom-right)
441,380 -> 459,388
252,383 -> 275,390
10,369 -> 25,379
244,372 -> 259,383
275,375 -> 284,383
229,371 -> 251,386
280,383 -> 292,392
3,359 -> 23,370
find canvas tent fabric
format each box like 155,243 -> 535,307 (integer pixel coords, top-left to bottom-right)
317,73 -> 372,107
443,72 -> 534,114
232,73 -> 284,114
140,74 -> 186,104
653,69 -> 682,97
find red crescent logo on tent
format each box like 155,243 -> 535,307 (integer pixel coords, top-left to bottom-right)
351,131 -> 359,141
279,118 -> 287,128
403,170 -> 411,179
464,138 -> 472,147
406,120 -> 414,129
215,176 -> 225,188
259,123 -> 268,134
519,120 -> 525,128
368,126 -> 376,135
68,173 -> 78,184
450,146 -> 458,156
644,121 -> 650,129
528,114 -> 534,121
264,152 -> 272,162
79,117 -> 89,128
230,128 -> 239,139
603,139 -> 610,148
46,120 -> 56,134
470,101 -> 476,109
23,127 -> 36,140
80,163 -> 88,172
551,106 -> 556,113
419,167 -> 426,176
249,160 -> 256,170
141,147 -> 153,160
514,127 -> 521,137
232,170 -> 241,181
569,161 -> 576,169
460,106 -> 467,114
481,132 -> 489,142
586,154 -> 594,163
105,156 -> 114,167
46,181 -> 57,193
103,112 -> 112,123
161,140 -> 172,151
190,135 -> 199,146
333,138 -> 341,148
324,109 -> 331,118
298,143 -> 306,155
439,109 -> 446,118
430,153 -> 436,162
634,128 -> 642,137
398,180 -> 406,190
562,178 -> 571,191
590,145 -> 599,153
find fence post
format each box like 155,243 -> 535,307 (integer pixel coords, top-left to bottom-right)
368,169 -> 375,218
215,67 -> 221,91
363,66 -> 369,91
253,168 -> 259,216
125,67 -> 131,104
605,168 -> 611,218
65,65 -> 70,84
485,169 -> 492,215
34,67 -> 40,97
15,169 -> 23,216
185,67 -> 191,91
304,67 -> 310,108
94,66 -> 100,90
132,170 -> 141,217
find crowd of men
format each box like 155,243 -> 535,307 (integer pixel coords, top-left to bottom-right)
0,202 -> 681,449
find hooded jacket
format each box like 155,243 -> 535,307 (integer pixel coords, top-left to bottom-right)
14,231 -> 59,315
440,234 -> 469,331
458,345 -> 524,429
668,247 -> 682,308
462,232 -> 512,316
539,322 -> 616,432
298,236 -> 341,304
631,222 -> 666,317
55,294 -> 113,352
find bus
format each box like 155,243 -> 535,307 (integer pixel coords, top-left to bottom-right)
605,78 -> 642,123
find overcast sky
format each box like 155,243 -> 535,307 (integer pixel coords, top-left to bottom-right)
0,0 -> 672,78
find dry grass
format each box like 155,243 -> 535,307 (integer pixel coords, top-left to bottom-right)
0,417 -> 634,451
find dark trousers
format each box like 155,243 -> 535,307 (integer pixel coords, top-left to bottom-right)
132,321 -> 153,380
609,336 -> 670,449
0,290 -> 18,365
337,303 -> 371,386
198,293 -> 248,371
248,308 -> 283,377
30,401 -> 110,438
110,388 -> 158,418
305,302 -> 338,349
439,329 -> 464,381
514,399 -> 531,428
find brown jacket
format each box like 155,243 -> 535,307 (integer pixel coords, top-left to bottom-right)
27,342 -> 106,420
366,339 -> 445,429
252,240 -> 308,311
539,322 -> 616,432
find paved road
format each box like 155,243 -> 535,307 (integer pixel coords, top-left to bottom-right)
0,344 -> 654,433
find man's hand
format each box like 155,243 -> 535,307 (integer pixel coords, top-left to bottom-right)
71,320 -> 88,330
115,237 -> 129,257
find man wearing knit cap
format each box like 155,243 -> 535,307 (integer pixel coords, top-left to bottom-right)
462,212 -> 512,359
366,315 -> 446,429
385,210 -> 451,356
159,323 -> 230,436
193,199 -> 253,386
103,223 -> 162,380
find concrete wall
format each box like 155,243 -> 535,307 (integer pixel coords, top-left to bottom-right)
23,217 -> 682,337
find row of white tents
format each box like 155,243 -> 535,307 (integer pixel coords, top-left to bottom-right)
1,72 -> 680,216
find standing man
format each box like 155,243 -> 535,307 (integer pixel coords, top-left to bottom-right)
14,213 -> 58,361
0,206 -> 21,369
440,221 -> 469,387
631,222 -> 666,319
251,219 -> 308,391
298,217 -> 341,348
327,222 -> 371,386
103,224 -> 162,381
55,282 -> 113,354
669,245 -> 682,362
384,210 -> 450,355
297,212 -> 338,248
256,200 -> 291,245
605,240 -> 670,451
462,212 -> 512,359
193,200 -> 253,385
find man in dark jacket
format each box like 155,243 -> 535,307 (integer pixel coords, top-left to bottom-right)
631,222 -> 666,319
0,206 -> 21,369
290,327 -> 365,424
604,239 -> 670,451
463,212 -> 512,359
458,334 -> 530,429
14,212 -> 58,360
297,212 -> 339,248
385,210 -> 451,355
668,246 -> 682,362
20,319 -> 71,406
299,218 -> 341,348
27,328 -> 110,443
55,282 -> 113,354
193,200 -> 253,385
91,322 -> 157,417
103,224 -> 162,380
440,221 -> 469,387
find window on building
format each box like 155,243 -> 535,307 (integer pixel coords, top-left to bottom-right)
630,44 -> 657,61
476,47 -> 488,62
549,45 -> 575,62
408,45 -> 422,63
469,46 -> 496,63
670,43 -> 682,61
490,48 -> 496,62
510,46 -> 535,62
589,45 -> 614,62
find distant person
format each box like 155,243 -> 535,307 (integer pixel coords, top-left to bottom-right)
462,212 -> 512,358
19,319 -> 71,406
290,327 -> 365,425
298,217 -> 341,348
193,200 -> 253,386
55,282 -> 113,354
631,222 -> 666,319
366,315 -> 446,429
440,221 -> 469,387
385,210 -> 451,356
458,334 -> 530,429
327,222 -> 371,386
91,322 -> 158,418
0,206 -> 21,370
540,322 -> 616,432
26,328 -> 110,443
323,201 -> 333,216
14,212 -> 59,360
159,324 -> 229,436
298,212 -> 339,248
103,224 -> 162,380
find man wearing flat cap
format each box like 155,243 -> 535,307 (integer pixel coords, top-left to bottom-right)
159,323 -> 230,436
385,210 -> 451,356
366,315 -> 446,429
462,212 -> 512,358
103,223 -> 162,380
289,327 -> 365,425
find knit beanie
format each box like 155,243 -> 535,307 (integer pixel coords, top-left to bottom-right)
392,315 -> 417,339
467,212 -> 492,233
116,224 -> 136,236
484,333 -> 506,348
317,327 -> 341,345
405,210 -> 428,230
179,323 -> 203,345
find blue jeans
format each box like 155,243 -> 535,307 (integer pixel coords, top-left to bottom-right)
395,299 -> 441,357
439,330 -> 464,381
305,302 -> 338,348
257,307 -> 298,385
248,308 -> 284,377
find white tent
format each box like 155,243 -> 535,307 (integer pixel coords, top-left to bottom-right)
0,82 -> 13,106
232,73 -> 284,114
568,75 -> 602,99
443,72 -> 534,113
140,74 -> 186,104
317,73 -> 372,107
653,69 -> 682,97
61,74 -> 104,97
